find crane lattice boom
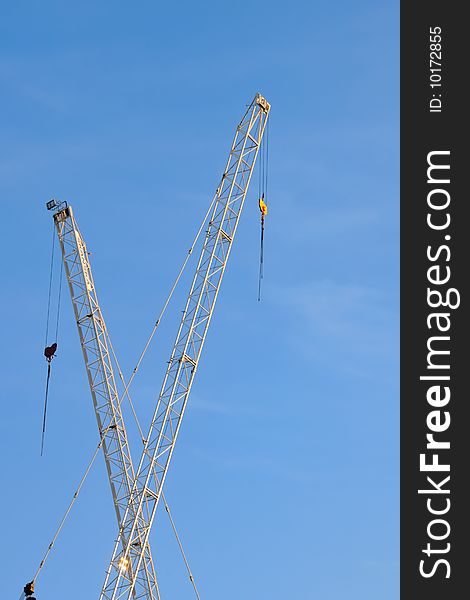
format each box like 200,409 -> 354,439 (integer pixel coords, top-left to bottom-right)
53,206 -> 160,600
99,93 -> 270,600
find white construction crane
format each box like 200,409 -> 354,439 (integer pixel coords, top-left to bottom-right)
41,92 -> 270,600
47,202 -> 161,600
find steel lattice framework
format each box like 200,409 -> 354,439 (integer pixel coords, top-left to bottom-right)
99,93 -> 270,600
53,206 -> 160,600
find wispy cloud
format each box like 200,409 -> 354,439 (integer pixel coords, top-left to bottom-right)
275,279 -> 398,380
189,397 -> 262,419
272,198 -> 380,241
188,446 -> 312,484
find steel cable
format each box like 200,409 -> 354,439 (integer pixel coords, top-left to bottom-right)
33,429 -> 109,583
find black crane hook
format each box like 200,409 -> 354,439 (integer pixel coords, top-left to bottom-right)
44,342 -> 57,363
41,342 -> 57,456
23,580 -> 36,600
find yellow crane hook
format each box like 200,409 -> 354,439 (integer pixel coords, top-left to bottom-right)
259,196 -> 268,218
258,195 -> 268,301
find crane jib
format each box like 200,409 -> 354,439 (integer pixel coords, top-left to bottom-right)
52,205 -> 161,600
99,93 -> 270,600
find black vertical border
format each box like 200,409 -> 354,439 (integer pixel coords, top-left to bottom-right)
401,4 -> 468,599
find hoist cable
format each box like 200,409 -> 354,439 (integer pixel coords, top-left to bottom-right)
260,135 -> 265,200
54,256 -> 64,343
258,135 -> 262,200
257,132 -> 267,302
44,224 -> 56,346
265,119 -> 270,199
257,117 -> 269,302
40,363 -> 51,456
261,124 -> 264,192
33,429 -> 109,583
258,217 -> 265,302
106,333 -> 203,600
41,225 -> 63,456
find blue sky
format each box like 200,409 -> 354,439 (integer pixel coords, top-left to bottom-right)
0,2 -> 398,599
